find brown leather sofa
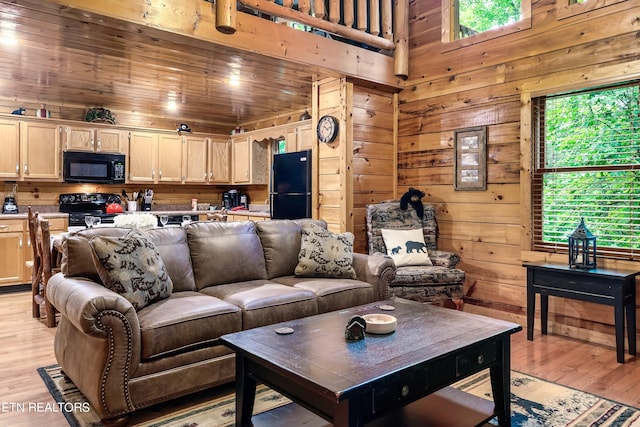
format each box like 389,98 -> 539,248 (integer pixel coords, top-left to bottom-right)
47,219 -> 396,426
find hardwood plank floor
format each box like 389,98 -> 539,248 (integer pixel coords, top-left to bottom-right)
0,291 -> 638,426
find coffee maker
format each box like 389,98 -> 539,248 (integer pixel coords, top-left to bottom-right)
2,197 -> 17,214
3,184 -> 18,214
223,190 -> 239,209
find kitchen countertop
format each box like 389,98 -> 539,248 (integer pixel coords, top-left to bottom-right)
0,210 -> 271,220
0,212 -> 69,220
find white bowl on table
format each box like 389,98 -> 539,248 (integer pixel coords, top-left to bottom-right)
362,314 -> 397,334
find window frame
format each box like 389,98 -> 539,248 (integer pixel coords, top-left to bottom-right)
531,82 -> 640,261
441,0 -> 532,51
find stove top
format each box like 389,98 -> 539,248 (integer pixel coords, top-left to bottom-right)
60,192 -> 123,226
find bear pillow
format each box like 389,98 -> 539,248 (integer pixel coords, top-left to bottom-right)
380,228 -> 433,267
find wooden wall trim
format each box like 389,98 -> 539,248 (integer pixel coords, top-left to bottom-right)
520,92 -> 532,252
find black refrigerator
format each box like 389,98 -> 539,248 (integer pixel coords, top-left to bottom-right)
270,149 -> 312,219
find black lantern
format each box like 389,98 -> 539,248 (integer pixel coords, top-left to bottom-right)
568,217 -> 597,269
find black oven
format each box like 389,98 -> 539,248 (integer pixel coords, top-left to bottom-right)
63,151 -> 125,184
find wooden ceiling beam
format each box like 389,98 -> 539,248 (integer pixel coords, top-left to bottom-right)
27,0 -> 402,89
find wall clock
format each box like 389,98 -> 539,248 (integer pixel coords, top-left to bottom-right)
317,115 -> 339,143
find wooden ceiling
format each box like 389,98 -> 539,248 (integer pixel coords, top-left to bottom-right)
0,1 -> 329,132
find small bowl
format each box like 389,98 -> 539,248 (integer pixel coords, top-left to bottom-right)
362,314 -> 397,334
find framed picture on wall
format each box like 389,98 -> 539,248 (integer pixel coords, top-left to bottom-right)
454,126 -> 487,191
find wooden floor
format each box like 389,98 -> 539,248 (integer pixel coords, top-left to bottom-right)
1,291 -> 638,426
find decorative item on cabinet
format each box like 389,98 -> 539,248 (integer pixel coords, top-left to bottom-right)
85,107 -> 116,124
177,123 -> 192,133
35,104 -> 51,118
11,107 -> 26,115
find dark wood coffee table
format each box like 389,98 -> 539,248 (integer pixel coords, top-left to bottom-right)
221,298 -> 522,427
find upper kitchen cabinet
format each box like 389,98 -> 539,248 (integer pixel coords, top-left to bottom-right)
128,131 -> 183,184
183,134 -> 209,184
295,122 -> 314,152
127,131 -> 157,183
0,119 -> 21,179
208,136 -> 231,184
231,136 -> 268,185
20,121 -> 62,181
64,125 -> 124,153
157,134 -> 183,183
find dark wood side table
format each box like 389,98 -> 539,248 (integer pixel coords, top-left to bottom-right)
524,262 -> 639,363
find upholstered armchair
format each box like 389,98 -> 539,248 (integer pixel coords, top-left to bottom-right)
366,201 -> 465,309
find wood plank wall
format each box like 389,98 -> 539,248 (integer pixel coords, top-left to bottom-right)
400,0 -> 640,347
351,83 -> 396,253
0,98 -> 233,135
315,78 -> 396,251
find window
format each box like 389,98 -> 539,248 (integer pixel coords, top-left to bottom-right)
532,82 -> 640,260
442,0 -> 531,49
455,0 -> 522,39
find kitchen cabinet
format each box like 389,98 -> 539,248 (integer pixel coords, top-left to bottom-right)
208,136 -> 231,184
0,216 -> 67,287
20,121 -> 62,181
183,135 -> 209,184
232,136 -> 268,185
128,132 -> 184,184
127,131 -> 158,183
0,119 -> 21,179
296,122 -> 313,151
64,125 -> 124,153
23,217 -> 67,282
0,220 -> 25,286
157,134 -> 183,183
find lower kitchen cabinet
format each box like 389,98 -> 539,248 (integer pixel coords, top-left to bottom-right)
0,216 -> 67,287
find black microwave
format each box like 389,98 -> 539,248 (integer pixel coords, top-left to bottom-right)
63,151 -> 126,184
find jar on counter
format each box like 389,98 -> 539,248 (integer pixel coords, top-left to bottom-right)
191,198 -> 198,211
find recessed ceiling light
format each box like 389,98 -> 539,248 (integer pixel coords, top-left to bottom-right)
167,100 -> 177,111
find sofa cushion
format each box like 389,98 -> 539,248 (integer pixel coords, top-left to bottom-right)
295,222 -> 357,279
380,228 -> 433,267
145,227 -> 196,292
257,219 -> 329,279
61,227 -> 129,282
200,279 -> 317,329
186,221 -> 267,290
88,230 -> 173,311
137,291 -> 242,360
273,276 -> 374,313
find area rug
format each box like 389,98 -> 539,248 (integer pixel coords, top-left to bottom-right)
39,364 -> 640,426
37,364 -> 291,427
454,370 -> 640,427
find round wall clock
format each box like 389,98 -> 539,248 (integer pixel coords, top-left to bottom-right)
317,115 -> 339,143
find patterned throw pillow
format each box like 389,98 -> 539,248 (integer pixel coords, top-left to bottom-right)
380,228 -> 433,267
295,223 -> 357,279
89,230 -> 173,310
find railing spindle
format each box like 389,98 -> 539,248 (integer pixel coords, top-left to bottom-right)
381,0 -> 392,40
329,0 -> 340,23
369,0 -> 380,36
357,0 -> 367,31
299,0 -> 310,14
344,0 -> 355,27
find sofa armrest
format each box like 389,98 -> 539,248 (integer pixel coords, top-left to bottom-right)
429,250 -> 461,268
48,272 -> 140,338
48,272 -> 143,419
352,253 -> 396,301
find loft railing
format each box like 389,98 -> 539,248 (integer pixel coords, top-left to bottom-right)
214,0 -> 408,78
